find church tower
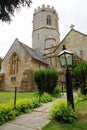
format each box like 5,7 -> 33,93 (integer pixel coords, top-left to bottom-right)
32,5 -> 60,54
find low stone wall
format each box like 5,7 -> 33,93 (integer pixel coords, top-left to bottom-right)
20,69 -> 37,92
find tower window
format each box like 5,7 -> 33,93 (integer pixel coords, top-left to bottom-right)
47,15 -> 51,25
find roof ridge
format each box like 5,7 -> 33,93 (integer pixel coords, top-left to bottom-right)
18,40 -> 43,55
54,28 -> 87,52
73,28 -> 87,36
18,40 -> 48,64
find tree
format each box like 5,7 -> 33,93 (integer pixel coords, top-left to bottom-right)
44,69 -> 58,94
74,61 -> 87,95
0,0 -> 32,22
34,69 -> 58,102
34,70 -> 46,103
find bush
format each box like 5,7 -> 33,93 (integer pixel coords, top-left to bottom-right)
50,100 -> 77,123
75,94 -> 87,105
41,92 -> 53,103
0,93 -> 53,125
0,103 -> 15,125
73,61 -> 87,95
44,69 -> 58,94
52,87 -> 61,98
34,69 -> 58,95
15,98 -> 40,116
0,98 -> 40,125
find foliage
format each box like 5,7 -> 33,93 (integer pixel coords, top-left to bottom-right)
44,69 -> 58,94
15,98 -> 40,116
75,94 -> 87,105
34,69 -> 58,94
0,92 -> 55,125
76,99 -> 87,111
0,103 -> 15,125
34,69 -> 58,103
52,86 -> 61,98
0,0 -> 32,22
43,96 -> 87,130
75,95 -> 87,123
74,61 -> 87,95
34,70 -> 45,97
0,98 -> 40,125
50,100 -> 77,123
0,57 -> 2,70
41,92 -> 53,103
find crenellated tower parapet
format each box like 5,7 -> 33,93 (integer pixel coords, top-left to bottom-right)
34,4 -> 58,17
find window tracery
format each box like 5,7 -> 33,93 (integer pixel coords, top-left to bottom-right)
9,53 -> 19,75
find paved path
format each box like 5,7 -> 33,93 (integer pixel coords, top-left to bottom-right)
0,92 -> 76,130
0,98 -> 60,130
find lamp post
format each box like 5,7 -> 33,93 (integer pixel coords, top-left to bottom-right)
58,45 -> 74,110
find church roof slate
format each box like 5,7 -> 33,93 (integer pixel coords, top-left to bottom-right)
18,40 -> 48,65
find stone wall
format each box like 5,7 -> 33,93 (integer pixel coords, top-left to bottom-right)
20,59 -> 48,92
1,39 -> 27,91
20,69 -> 37,92
0,39 -> 48,91
55,29 -> 87,70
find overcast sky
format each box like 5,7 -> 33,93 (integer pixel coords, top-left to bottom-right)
0,0 -> 87,58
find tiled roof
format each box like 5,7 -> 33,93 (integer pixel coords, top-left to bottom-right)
19,40 -> 48,64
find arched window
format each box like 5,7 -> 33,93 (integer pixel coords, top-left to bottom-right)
47,15 -> 51,25
9,53 -> 19,75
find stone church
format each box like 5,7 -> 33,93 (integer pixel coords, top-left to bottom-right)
0,5 -> 87,91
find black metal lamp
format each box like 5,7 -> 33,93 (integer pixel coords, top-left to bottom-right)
58,45 -> 73,67
58,45 -> 74,110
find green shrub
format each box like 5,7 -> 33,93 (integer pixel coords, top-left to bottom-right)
16,99 -> 30,115
0,57 -> 2,70
73,61 -> 87,95
15,98 -> 40,116
34,69 -> 58,96
32,98 -> 40,108
50,100 -> 77,123
0,93 -> 54,125
0,98 -> 40,125
77,89 -> 83,97
52,87 -> 61,98
44,69 -> 58,94
41,92 -> 53,103
75,94 -> 87,105
0,103 -> 15,125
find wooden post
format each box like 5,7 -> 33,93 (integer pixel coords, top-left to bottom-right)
14,87 -> 17,109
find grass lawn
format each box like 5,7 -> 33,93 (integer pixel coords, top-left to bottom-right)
42,120 -> 87,130
0,91 -> 37,104
42,99 -> 87,130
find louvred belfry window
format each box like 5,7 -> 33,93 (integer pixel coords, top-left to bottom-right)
47,15 -> 51,25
